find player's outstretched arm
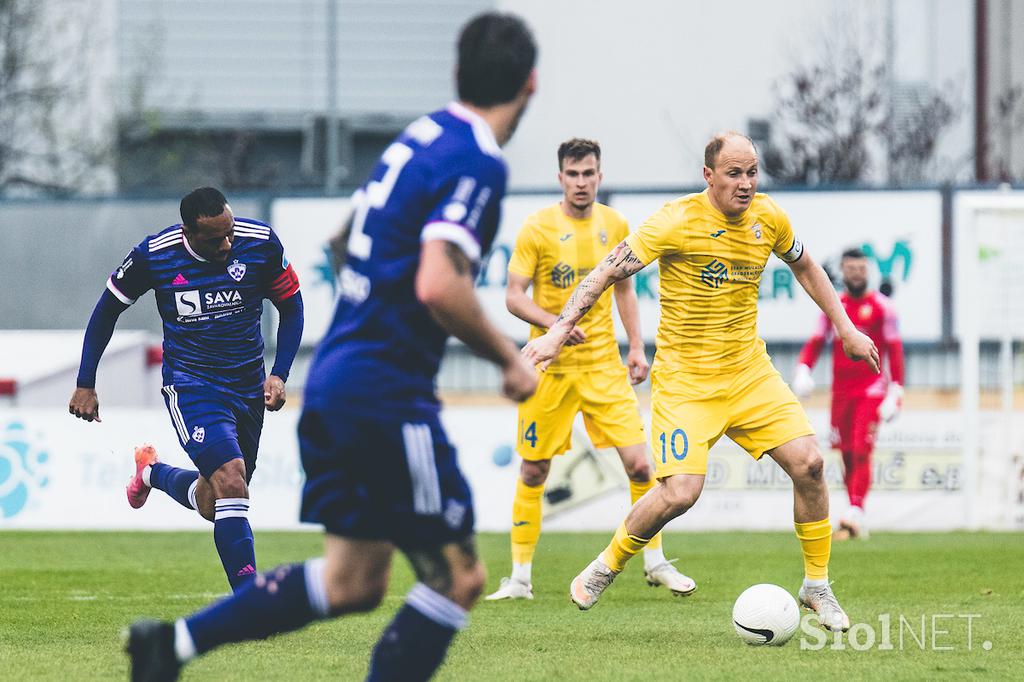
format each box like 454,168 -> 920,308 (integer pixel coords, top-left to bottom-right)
505,272 -> 585,345
416,240 -> 536,402
69,289 -> 130,422
788,250 -> 880,373
522,239 -> 646,370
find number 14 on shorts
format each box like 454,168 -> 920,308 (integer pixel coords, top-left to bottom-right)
519,420 -> 538,448
659,428 -> 688,463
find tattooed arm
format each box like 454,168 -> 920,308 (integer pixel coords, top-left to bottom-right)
522,240 -> 647,368
416,240 -> 537,401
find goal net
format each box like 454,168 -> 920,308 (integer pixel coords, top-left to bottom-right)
955,191 -> 1024,530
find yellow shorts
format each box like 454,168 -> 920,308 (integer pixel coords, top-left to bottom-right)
650,355 -> 814,477
516,364 -> 646,461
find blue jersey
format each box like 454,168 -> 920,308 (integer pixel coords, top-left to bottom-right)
107,218 -> 300,398
305,102 -> 508,416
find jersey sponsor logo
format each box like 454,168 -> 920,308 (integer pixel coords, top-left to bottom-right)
171,273 -> 189,286
227,259 -> 246,282
551,261 -> 575,288
710,229 -> 726,238
191,426 -> 206,443
700,259 -> 729,288
174,288 -> 245,321
174,290 -> 201,316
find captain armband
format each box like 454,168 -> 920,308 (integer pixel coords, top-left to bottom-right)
778,238 -> 804,263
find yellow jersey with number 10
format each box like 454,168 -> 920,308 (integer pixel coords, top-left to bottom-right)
625,190 -> 803,375
508,202 -> 629,373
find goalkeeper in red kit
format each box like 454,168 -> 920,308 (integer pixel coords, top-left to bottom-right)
791,248 -> 904,540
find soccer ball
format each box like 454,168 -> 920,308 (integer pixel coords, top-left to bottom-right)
732,584 -> 800,646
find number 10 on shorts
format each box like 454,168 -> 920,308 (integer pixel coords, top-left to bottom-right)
659,428 -> 688,463
519,420 -> 537,448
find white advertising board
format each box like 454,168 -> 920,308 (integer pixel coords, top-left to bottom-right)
270,198 -> 351,346
4,405 -> 1015,532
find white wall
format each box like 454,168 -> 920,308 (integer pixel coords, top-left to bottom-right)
499,0 -> 974,188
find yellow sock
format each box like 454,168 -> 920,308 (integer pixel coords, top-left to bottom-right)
600,521 -> 650,572
794,517 -> 832,581
628,479 -> 662,551
511,478 -> 544,565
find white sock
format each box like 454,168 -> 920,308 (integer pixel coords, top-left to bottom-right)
511,562 -> 531,585
141,465 -> 153,488
186,479 -> 199,511
173,619 -> 197,662
643,546 -> 667,570
803,578 -> 828,588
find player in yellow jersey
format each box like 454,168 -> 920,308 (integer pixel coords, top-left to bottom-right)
523,133 -> 880,631
485,138 -> 695,601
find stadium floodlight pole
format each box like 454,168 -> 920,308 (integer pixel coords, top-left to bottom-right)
325,0 -> 340,193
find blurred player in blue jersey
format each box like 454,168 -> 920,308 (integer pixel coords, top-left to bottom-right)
125,12 -> 538,682
69,187 -> 304,593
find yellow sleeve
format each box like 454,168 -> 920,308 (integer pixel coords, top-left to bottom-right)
612,210 -> 629,243
770,201 -> 804,263
625,202 -> 680,265
508,218 -> 538,278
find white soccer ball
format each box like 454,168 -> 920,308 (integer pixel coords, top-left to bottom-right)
732,583 -> 800,646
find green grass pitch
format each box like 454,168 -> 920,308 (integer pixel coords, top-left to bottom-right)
1,531 -> 1020,680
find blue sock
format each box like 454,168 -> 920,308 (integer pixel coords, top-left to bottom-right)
214,498 -> 257,592
180,559 -> 329,658
149,463 -> 199,511
366,583 -> 467,682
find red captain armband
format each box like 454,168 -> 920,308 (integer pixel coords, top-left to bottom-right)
268,264 -> 300,302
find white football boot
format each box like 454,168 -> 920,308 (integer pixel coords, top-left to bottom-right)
798,582 -> 851,632
569,557 -> 619,610
484,577 -> 533,601
644,559 -> 697,596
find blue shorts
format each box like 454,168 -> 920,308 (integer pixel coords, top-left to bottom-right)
161,384 -> 264,480
298,406 -> 475,550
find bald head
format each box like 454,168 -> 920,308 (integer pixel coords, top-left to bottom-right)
704,132 -> 756,170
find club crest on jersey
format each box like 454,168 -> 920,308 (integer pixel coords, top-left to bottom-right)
859,303 -> 873,320
599,230 -> 607,245
227,259 -> 246,282
191,426 -> 205,443
750,222 -> 763,239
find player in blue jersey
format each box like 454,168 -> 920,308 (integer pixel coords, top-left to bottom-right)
125,12 -> 538,682
69,187 -> 304,593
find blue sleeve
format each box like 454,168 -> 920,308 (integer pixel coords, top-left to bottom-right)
106,244 -> 152,304
76,290 -> 130,388
420,156 -> 507,266
269,291 -> 304,382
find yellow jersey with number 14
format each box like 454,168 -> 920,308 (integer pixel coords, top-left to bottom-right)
508,202 -> 629,373
625,190 -> 803,375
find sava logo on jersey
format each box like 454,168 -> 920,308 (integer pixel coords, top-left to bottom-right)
174,289 -> 246,322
